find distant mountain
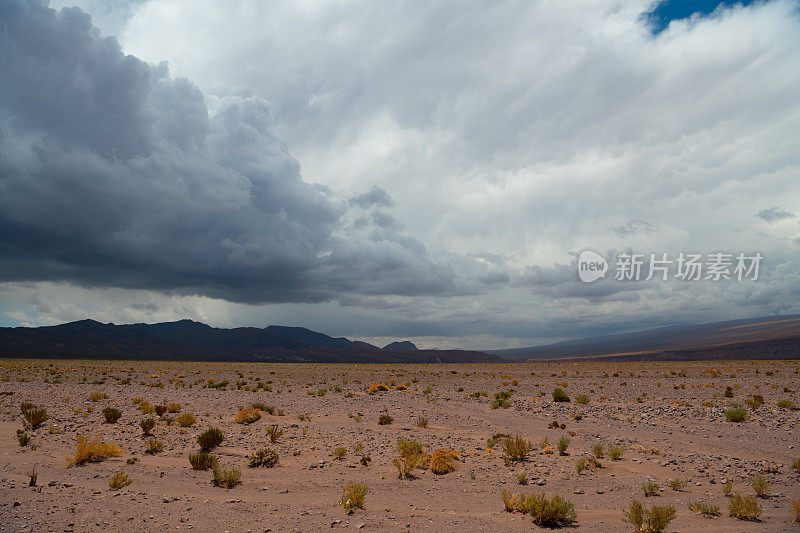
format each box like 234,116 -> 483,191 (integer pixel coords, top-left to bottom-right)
490,315 -> 800,362
0,320 -> 503,363
383,340 -> 418,351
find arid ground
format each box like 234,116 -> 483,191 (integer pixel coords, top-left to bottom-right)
1,359 -> 798,532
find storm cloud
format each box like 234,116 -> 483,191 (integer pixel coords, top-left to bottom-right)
0,0 -> 461,303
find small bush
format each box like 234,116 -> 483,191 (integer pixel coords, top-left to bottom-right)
68,435 -> 122,465
249,448 -> 279,468
235,407 -> 261,424
609,445 -> 624,460
722,480 -> 732,496
576,394 -> 590,404
751,474 -> 770,498
24,406 -> 49,428
267,424 -> 284,443
139,401 -> 154,414
728,493 -> 762,521
792,458 -> 800,471
517,471 -> 528,485
415,416 -> 428,428
688,500 -> 720,517
724,407 -> 747,422
189,451 -> 217,470
552,388 -> 570,402
642,480 -> 660,497
17,429 -> 31,446
623,500 -> 675,533
791,499 -> 800,525
724,386 -> 734,398
340,482 -> 367,514
212,465 -> 241,488
334,447 -> 347,460
197,427 -> 224,451
140,418 -> 156,435
668,478 -> 688,491
144,438 -> 163,455
90,392 -> 107,402
167,402 -> 181,413
744,395 -> 764,409
430,449 -> 458,474
504,492 -> 576,527
102,407 -> 122,423
502,434 -> 531,462
777,399 -> 797,409
592,443 -> 605,458
109,471 -> 132,490
154,404 -> 168,417
557,435 -> 570,456
378,414 -> 393,425
393,438 -> 427,478
176,413 -> 196,427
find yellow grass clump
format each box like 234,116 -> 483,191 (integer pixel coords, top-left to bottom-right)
235,407 -> 261,424
68,435 -> 123,465
430,449 -> 459,474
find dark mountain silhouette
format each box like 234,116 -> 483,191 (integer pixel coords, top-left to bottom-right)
0,320 -> 502,363
489,314 -> 800,362
383,341 -> 418,351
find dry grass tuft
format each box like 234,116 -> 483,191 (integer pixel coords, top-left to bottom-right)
109,471 -> 132,490
340,482 -> 367,514
235,407 -> 261,424
68,435 -> 122,465
502,434 -> 531,462
622,500 -> 675,532
430,449 -> 459,474
728,493 -> 762,521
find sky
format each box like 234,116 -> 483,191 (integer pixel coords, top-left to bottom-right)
0,0 -> 798,349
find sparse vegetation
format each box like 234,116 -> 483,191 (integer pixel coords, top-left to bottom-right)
249,448 -> 279,468
17,429 -> 31,446
724,407 -> 747,422
340,482 -> 367,514
68,435 -> 122,465
334,446 -> 347,460
592,443 -> 605,459
622,500 -> 676,532
144,438 -> 163,454
189,451 -> 218,470
23,405 -> 48,428
688,500 -> 720,517
557,435 -> 570,455
415,415 -> 428,428
197,427 -> 224,451
393,438 -> 427,478
176,412 -> 196,427
722,480 -> 733,496
212,465 -> 241,488
109,471 -> 132,490
235,407 -> 261,424
140,417 -> 155,435
728,493 -> 762,521
267,424 -> 284,443
501,491 -> 577,527
668,478 -> 688,491
751,474 -> 770,498
378,413 -> 393,425
430,449 -> 458,474
576,393 -> 590,404
102,407 -> 122,423
642,480 -> 659,497
552,388 -> 571,402
791,499 -> 800,525
502,434 -> 531,462
609,445 -> 624,460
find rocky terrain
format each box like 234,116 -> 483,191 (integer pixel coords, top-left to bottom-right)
0,359 -> 798,531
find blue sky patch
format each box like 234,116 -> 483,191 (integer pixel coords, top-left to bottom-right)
644,0 -> 762,33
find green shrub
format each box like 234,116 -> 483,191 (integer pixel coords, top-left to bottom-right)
212,465 -> 241,488
102,407 -> 122,423
17,429 -> 31,446
609,445 -> 624,460
576,394 -> 590,404
502,434 -> 531,462
751,474 -> 770,498
668,478 -> 688,491
592,443 -> 605,458
642,480 -> 660,497
140,418 -> 155,435
144,438 -> 163,455
505,492 -> 576,527
557,435 -> 570,456
340,482 -> 367,514
189,451 -> 217,470
176,413 -> 196,427
249,448 -> 279,468
197,427 -> 224,451
688,500 -> 720,517
623,500 -> 675,532
777,399 -> 797,409
24,406 -> 48,428
109,471 -> 132,490
552,388 -> 570,402
267,424 -> 284,443
724,407 -> 747,422
728,493 -> 762,521
334,447 -> 347,460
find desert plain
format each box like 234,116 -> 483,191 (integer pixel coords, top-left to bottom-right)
0,359 -> 798,532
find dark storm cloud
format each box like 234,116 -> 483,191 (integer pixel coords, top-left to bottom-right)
0,0 -> 460,303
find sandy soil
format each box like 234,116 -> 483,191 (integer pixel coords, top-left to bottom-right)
0,359 -> 798,532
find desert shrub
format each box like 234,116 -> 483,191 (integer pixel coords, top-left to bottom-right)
167,402 -> 181,413
109,471 -> 132,490
722,480 -> 733,496
360,455 -> 371,466
724,407 -> 747,422
552,388 -> 571,402
506,493 -> 576,527
212,465 -> 241,488
642,480 -> 660,496
576,394 -> 590,404
751,474 -> 770,498
334,447 -> 347,460
140,418 -> 156,435
688,500 -> 720,517
517,471 -> 528,485
793,458 -> 800,471
557,435 -> 570,456
340,482 -> 367,514
623,500 -> 676,533
415,416 -> 429,428
502,434 -> 531,462
102,407 -> 122,423
139,401 -> 154,415
197,427 -> 224,451
609,445 -> 624,460
154,404 -> 168,417
367,383 -> 388,394
20,401 -> 35,414
90,392 -> 107,402
744,395 -> 764,409
791,499 -> 800,525
353,442 -> 364,454
378,413 -> 393,425
17,429 -> 31,446
68,435 -> 122,465
668,478 -> 688,491
144,438 -> 163,455
235,407 -> 261,424
132,397 -> 143,404
24,406 -> 48,428
189,451 -> 217,470
592,443 -> 605,458
249,448 -> 279,468
777,399 -> 797,409
724,386 -> 734,398
576,457 -> 588,474
491,398 -> 512,409
267,424 -> 284,443
177,413 -> 196,427
728,493 -> 762,520
393,438 -> 427,478
430,449 -> 458,474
